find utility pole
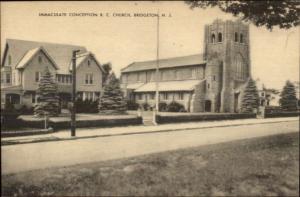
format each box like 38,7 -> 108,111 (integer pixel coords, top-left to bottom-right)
71,50 -> 80,137
153,10 -> 160,125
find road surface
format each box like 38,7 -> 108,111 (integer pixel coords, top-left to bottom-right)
2,121 -> 299,174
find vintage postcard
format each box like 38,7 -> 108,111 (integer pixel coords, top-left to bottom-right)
1,1 -> 299,196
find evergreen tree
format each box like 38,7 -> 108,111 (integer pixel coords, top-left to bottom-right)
279,80 -> 298,111
98,72 -> 127,114
34,66 -> 60,117
240,78 -> 259,113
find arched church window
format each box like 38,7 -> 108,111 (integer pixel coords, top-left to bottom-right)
240,33 -> 244,43
218,33 -> 222,42
235,54 -> 245,80
234,32 -> 238,42
211,33 -> 215,43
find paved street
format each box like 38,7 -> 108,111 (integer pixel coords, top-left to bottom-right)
2,120 -> 299,174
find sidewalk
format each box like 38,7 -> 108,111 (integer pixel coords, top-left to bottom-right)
2,117 -> 299,146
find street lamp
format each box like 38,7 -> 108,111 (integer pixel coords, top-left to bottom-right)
71,50 -> 80,137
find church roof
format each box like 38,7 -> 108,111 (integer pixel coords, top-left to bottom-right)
122,54 -> 206,73
3,39 -> 88,74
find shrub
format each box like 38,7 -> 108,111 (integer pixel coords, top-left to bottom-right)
166,101 -> 185,112
75,99 -> 98,113
127,100 -> 139,110
241,78 -> 259,113
18,105 -> 34,115
159,102 -> 168,112
280,80 -> 298,111
156,113 -> 256,124
142,103 -> 150,111
1,102 -> 21,129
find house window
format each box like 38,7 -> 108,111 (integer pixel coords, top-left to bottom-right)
234,32 -> 238,42
8,55 -> 12,66
38,56 -> 42,63
35,72 -> 40,82
66,75 -> 69,83
61,75 -> 65,83
207,83 -> 210,89
90,74 -> 93,84
70,76 -> 73,83
162,93 -> 168,100
178,92 -> 184,100
261,92 -> 265,97
150,93 -> 155,100
87,60 -> 90,66
84,92 -> 93,100
240,33 -> 244,43
137,94 -> 142,100
211,33 -> 216,43
85,74 -> 93,84
6,73 -> 11,83
218,33 -> 222,42
213,75 -> 216,81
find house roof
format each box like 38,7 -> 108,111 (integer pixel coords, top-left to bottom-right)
4,39 -> 88,74
134,79 -> 204,92
121,54 -> 206,73
15,47 -> 58,70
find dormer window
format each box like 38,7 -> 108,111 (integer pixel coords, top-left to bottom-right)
211,33 -> 216,43
218,33 -> 222,42
234,32 -> 238,42
8,55 -> 12,66
38,56 -> 42,63
240,33 -> 244,43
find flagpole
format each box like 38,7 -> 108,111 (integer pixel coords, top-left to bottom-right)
153,10 -> 160,125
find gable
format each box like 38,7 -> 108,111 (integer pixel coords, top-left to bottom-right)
15,47 -> 58,70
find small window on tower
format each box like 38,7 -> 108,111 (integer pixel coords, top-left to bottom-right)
211,34 -> 216,43
240,33 -> 244,43
218,33 -> 222,42
235,32 -> 238,42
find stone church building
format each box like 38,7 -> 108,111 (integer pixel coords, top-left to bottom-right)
120,19 -> 251,113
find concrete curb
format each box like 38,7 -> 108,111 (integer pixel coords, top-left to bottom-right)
1,119 -> 298,146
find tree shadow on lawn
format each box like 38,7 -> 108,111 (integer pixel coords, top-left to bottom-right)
2,132 -> 299,196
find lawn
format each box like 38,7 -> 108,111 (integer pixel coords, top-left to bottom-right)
2,132 -> 299,196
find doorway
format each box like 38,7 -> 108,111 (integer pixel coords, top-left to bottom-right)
205,100 -> 211,112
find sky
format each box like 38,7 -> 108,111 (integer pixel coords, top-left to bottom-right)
1,1 -> 299,90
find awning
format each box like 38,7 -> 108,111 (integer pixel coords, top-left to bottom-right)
134,80 -> 204,92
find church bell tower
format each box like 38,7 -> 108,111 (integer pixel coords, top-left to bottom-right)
203,19 -> 251,113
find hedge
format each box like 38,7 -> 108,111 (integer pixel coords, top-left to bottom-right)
265,111 -> 299,118
18,115 -> 143,130
1,128 -> 53,137
156,113 -> 256,124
